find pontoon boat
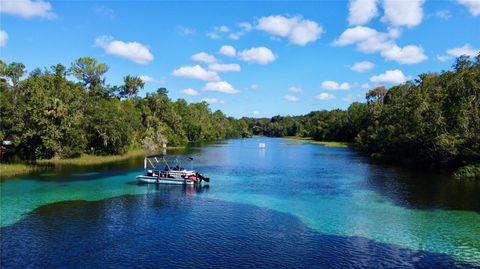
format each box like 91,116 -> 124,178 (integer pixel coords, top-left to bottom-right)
136,155 -> 210,185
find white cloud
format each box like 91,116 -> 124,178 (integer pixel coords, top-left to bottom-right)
228,32 -> 244,40
252,111 -> 260,116
457,0 -> 480,15
191,52 -> 217,64
333,26 -> 394,53
219,45 -> 237,57
348,0 -> 378,25
0,30 -> 8,47
215,25 -> 230,32
239,22 -> 253,31
250,84 -> 259,90
435,10 -> 452,20
206,32 -> 221,40
202,98 -> 225,104
321,81 -> 351,90
382,0 -> 425,27
238,47 -> 276,64
181,88 -> 199,96
177,26 -> 196,36
447,44 -> 480,57
370,69 -> 407,84
437,55 -> 451,62
139,75 -> 164,84
95,6 -> 115,19
257,15 -> 296,36
256,15 -> 324,46
351,61 -> 375,72
207,25 -> 231,40
204,81 -> 239,94
381,45 -> 427,64
229,33 -> 241,40
139,75 -> 154,82
288,87 -> 303,92
95,36 -> 154,64
208,63 -> 241,72
172,65 -> 220,81
316,93 -> 336,100
333,26 -> 427,64
0,0 -> 56,19
284,95 -> 299,102
438,44 -> 480,62
361,83 -> 372,89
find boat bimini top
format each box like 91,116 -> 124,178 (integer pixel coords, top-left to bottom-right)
143,154 -> 194,173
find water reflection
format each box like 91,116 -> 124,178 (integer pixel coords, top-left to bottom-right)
363,163 -> 480,212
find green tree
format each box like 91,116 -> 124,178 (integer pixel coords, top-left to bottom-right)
70,57 -> 109,96
120,75 -> 144,100
0,62 -> 26,89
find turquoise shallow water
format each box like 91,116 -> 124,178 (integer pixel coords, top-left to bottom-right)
1,137 -> 480,266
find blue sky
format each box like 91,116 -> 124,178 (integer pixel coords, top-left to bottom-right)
1,0 -> 479,118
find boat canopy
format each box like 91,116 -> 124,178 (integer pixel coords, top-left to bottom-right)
145,154 -> 193,160
144,155 -> 194,171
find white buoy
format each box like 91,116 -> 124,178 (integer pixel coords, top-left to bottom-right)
259,143 -> 266,149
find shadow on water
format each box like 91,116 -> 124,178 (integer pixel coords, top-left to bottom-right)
0,192 -> 477,269
360,158 -> 480,212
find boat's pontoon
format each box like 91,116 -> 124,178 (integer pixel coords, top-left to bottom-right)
136,155 -> 209,185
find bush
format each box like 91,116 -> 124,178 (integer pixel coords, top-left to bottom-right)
453,165 -> 480,180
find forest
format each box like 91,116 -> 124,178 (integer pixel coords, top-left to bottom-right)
0,57 -> 249,161
245,55 -> 480,178
1,55 -> 479,178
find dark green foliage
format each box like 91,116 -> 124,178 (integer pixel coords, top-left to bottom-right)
0,58 -> 247,160
454,165 -> 480,180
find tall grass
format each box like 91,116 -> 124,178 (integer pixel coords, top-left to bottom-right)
0,163 -> 42,179
37,149 -> 148,166
1,149 -> 148,179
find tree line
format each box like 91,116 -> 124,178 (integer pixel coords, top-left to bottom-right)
0,57 -> 249,160
245,55 -> 480,174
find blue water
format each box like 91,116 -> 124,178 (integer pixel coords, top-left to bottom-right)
1,138 -> 480,268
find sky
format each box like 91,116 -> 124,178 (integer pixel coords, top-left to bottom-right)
1,0 -> 479,118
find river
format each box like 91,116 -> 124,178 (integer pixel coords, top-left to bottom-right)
1,137 -> 479,268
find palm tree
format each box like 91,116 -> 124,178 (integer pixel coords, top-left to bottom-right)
122,75 -> 145,100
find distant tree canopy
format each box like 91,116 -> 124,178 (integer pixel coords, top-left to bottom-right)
0,57 -> 249,160
245,55 -> 480,168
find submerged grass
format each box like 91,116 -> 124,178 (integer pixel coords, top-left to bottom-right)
281,136 -> 352,148
0,163 -> 43,179
1,149 -> 148,179
37,149 -> 148,166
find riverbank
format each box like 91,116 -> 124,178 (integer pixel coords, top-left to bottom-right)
281,136 -> 352,148
0,149 -> 148,179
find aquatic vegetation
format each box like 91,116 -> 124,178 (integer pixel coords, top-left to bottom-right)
281,136 -> 351,148
37,149 -> 148,166
0,163 -> 43,179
